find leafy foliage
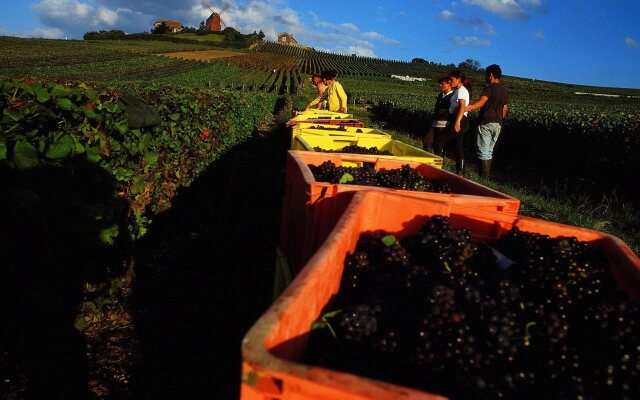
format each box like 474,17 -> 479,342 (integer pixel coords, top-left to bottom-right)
0,77 -> 279,239
458,58 -> 482,71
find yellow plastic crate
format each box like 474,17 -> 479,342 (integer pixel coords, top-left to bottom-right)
292,134 -> 443,168
289,112 -> 353,123
293,109 -> 353,119
290,124 -> 392,149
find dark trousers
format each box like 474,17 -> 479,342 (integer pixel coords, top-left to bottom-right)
433,116 -> 469,172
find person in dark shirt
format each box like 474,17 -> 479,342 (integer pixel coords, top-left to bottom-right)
423,77 -> 453,151
466,64 -> 508,178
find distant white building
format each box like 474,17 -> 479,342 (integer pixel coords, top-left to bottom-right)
391,75 -> 426,82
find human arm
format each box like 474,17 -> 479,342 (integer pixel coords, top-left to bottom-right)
315,84 -> 327,109
503,104 -> 508,118
465,95 -> 489,112
454,98 -> 466,133
306,90 -> 327,110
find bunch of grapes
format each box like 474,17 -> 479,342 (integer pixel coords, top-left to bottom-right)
313,145 -> 393,155
308,161 -> 451,193
307,125 -> 347,131
304,216 -> 640,399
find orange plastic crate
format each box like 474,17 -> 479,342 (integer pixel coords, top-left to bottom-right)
243,190 -> 640,400
279,150 -> 520,273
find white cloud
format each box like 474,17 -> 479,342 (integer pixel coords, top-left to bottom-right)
317,44 -> 376,58
97,8 -> 119,26
361,31 -> 400,46
462,0 -> 545,20
310,19 -> 359,34
191,1 -> 305,39
438,9 -> 495,35
340,23 -> 359,32
450,36 -> 490,46
31,27 -> 65,39
26,0 -> 399,55
383,37 -> 401,46
531,31 -> 544,40
624,37 -> 639,48
362,31 -> 383,40
32,0 -> 91,20
0,26 -> 66,39
31,0 -> 149,36
439,10 -> 455,20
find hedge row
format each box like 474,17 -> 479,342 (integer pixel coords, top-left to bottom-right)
0,77 -> 281,240
367,100 -> 640,202
83,31 -> 256,49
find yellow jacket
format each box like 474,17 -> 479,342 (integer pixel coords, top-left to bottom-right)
308,81 -> 348,112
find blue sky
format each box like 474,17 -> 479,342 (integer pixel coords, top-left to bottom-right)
1,0 -> 639,88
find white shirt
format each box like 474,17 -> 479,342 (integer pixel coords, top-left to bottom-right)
449,85 -> 469,116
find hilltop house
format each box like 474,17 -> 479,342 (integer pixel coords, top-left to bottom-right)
276,32 -> 313,50
277,32 -> 297,44
154,19 -> 184,33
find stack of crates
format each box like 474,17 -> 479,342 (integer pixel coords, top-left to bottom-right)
280,109 -> 499,273
242,191 -> 640,400
240,109 -> 640,399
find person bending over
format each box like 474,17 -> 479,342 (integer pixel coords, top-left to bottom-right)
306,70 -> 347,113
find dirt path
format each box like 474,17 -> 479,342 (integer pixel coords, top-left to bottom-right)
0,123 -> 290,399
128,124 -> 288,399
159,49 -> 248,61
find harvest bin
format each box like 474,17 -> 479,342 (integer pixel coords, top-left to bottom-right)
291,124 -> 392,149
279,151 -> 518,272
285,118 -> 365,128
292,134 -> 443,168
242,191 -> 640,400
293,109 -> 353,119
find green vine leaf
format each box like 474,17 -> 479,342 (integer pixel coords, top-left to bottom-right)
444,261 -> 452,273
113,167 -> 134,182
45,134 -> 75,160
311,310 -> 342,338
0,141 -> 7,161
99,224 -> 120,246
131,175 -> 146,195
56,97 -> 74,111
50,84 -> 70,97
339,172 -> 354,184
85,145 -> 101,163
382,235 -> 396,247
34,85 -> 50,103
13,139 -> 39,169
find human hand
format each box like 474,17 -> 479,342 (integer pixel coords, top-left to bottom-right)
465,105 -> 473,112
339,107 -> 347,113
454,121 -> 461,133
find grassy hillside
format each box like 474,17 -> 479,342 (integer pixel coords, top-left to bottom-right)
171,32 -> 225,43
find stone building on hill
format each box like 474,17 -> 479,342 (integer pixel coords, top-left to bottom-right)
277,32 -> 297,44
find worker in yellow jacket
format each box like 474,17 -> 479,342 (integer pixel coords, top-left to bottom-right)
306,70 -> 348,113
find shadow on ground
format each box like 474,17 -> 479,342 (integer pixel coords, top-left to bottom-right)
130,125 -> 289,399
0,160 -> 128,399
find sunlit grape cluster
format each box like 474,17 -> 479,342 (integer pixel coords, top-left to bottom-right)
305,217 -> 640,400
308,161 -> 451,193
